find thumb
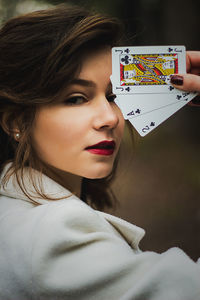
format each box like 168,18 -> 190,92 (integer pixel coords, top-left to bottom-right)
170,74 -> 200,93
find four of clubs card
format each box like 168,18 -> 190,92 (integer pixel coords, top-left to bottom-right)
111,46 -> 197,136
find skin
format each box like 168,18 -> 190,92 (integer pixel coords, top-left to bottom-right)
31,48 -> 125,196
172,51 -> 200,93
14,51 -> 200,196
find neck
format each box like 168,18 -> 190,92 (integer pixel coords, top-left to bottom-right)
42,164 -> 82,198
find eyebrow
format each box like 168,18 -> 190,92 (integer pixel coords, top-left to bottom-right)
70,78 -> 96,88
70,78 -> 112,91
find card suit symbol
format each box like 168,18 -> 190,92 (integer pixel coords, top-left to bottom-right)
184,98 -> 188,102
176,95 -> 182,100
150,122 -> 155,127
121,55 -> 130,65
135,109 -> 141,114
125,87 -> 130,92
127,110 -> 135,116
168,47 -> 173,52
124,48 -> 130,54
169,86 -> 174,91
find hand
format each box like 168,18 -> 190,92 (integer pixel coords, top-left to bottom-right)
170,51 -> 200,106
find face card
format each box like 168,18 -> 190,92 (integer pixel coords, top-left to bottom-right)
128,95 -> 197,136
115,91 -> 196,120
111,46 -> 186,95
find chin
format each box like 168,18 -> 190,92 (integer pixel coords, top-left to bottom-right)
83,164 -> 113,179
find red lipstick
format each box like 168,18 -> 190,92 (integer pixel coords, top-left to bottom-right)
85,140 -> 116,156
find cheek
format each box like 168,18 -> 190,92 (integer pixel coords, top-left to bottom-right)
33,107 -> 90,157
116,105 -> 125,137
33,110 -> 73,154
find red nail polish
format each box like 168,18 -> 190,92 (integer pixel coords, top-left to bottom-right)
170,75 -> 183,85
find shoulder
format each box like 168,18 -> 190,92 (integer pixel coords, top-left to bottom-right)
0,195 -> 135,266
0,194 -> 109,237
0,196 -> 136,298
1,195 -> 200,300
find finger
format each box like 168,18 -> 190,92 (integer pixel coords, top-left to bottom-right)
186,51 -> 200,72
170,73 -> 200,93
187,98 -> 200,107
187,94 -> 200,107
190,67 -> 200,76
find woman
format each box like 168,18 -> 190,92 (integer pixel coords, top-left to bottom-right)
0,4 -> 199,300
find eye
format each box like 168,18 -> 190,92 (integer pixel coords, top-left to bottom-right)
65,96 -> 87,105
106,94 -> 116,103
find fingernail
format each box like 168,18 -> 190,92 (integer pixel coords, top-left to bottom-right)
170,75 -> 183,85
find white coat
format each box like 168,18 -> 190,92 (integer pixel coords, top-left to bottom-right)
0,163 -> 200,300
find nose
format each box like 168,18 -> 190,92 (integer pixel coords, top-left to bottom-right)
93,96 -> 119,130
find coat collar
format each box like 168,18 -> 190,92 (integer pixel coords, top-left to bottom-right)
98,211 -> 145,250
0,162 -> 145,249
0,162 -> 71,205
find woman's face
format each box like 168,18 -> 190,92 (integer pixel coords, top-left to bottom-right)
33,48 -> 124,179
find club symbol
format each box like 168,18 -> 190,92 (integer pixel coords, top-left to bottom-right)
169,86 -> 174,91
125,87 -> 130,92
168,47 -> 173,52
176,95 -> 182,100
150,122 -> 155,127
121,55 -> 130,65
135,109 -> 141,114
124,48 -> 130,54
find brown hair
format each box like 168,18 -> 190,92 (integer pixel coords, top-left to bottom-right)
0,4 -> 124,210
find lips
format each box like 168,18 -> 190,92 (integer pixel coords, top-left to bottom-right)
85,140 -> 116,156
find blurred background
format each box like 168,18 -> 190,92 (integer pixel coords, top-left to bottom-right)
0,0 -> 199,260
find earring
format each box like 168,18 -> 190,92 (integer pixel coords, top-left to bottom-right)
15,133 -> 20,139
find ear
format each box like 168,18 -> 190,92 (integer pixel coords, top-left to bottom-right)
0,112 -> 20,140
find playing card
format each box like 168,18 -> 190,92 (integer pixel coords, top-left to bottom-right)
115,91 -> 193,120
111,46 -> 186,95
112,45 -> 198,136
128,94 -> 197,136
